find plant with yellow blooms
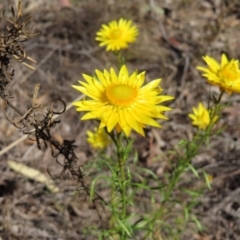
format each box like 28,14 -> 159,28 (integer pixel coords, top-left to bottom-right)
1,1 -> 239,239
96,18 -> 139,52
189,102 -> 218,130
197,54 -> 240,94
71,21 -> 237,240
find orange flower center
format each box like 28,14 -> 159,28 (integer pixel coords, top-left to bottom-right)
220,62 -> 238,82
110,29 -> 122,40
106,84 -> 138,106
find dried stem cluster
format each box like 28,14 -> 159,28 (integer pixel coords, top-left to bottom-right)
0,1 -> 100,204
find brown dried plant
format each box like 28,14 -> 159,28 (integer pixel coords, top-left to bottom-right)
0,1 -> 36,90
0,1 -> 104,209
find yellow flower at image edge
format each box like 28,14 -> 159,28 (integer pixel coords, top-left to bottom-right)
96,18 -> 139,51
188,103 -> 217,130
87,128 -> 110,149
72,65 -> 174,137
197,54 -> 240,94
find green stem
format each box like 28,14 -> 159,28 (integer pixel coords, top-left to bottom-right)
108,131 -> 128,238
119,154 -> 127,219
116,132 -> 127,220
205,90 -> 224,137
115,51 -> 126,69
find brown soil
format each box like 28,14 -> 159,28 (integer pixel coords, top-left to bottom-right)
1,0 -> 240,239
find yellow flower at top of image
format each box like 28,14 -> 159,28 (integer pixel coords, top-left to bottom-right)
87,128 -> 110,149
188,102 -> 218,130
96,18 -> 139,51
72,65 -> 174,137
197,54 -> 240,94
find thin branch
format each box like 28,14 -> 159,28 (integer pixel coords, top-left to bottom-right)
0,94 -> 84,156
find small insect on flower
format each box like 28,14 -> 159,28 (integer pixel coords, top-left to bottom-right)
197,54 -> 240,94
188,102 -> 218,130
72,65 -> 174,137
87,128 -> 110,149
95,18 -> 139,51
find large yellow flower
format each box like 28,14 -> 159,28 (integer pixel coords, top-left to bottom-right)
72,65 -> 174,136
96,18 -> 139,51
188,102 -> 217,130
87,128 -> 110,149
197,54 -> 240,94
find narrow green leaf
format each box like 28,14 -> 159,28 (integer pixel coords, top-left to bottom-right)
188,164 -> 199,178
192,215 -> 203,232
90,176 -> 110,201
203,171 -> 212,189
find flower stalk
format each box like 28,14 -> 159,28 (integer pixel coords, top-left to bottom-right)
116,132 -> 127,219
107,131 -> 132,238
144,90 -> 225,238
115,51 -> 126,69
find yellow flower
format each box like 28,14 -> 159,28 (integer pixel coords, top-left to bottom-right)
197,54 -> 240,94
87,128 -> 110,149
188,103 -> 217,130
207,174 -> 213,183
96,18 -> 139,51
72,65 -> 174,137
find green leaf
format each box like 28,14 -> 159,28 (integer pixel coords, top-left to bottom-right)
188,164 -> 199,178
192,215 -> 203,232
90,176 -> 110,201
183,188 -> 202,197
184,207 -> 189,221
114,215 -> 133,237
203,171 -> 212,189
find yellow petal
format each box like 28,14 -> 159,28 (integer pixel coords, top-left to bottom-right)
221,54 -> 229,67
119,65 -> 129,79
